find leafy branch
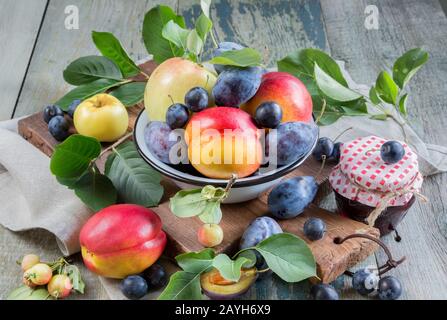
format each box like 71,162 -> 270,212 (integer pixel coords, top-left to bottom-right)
277,47 -> 429,139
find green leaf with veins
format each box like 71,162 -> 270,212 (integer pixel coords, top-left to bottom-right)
195,13 -> 212,41
73,170 -> 117,211
7,286 -> 53,300
198,200 -> 222,224
207,48 -> 262,67
187,29 -> 204,56
110,82 -> 146,106
162,20 -> 190,50
393,48 -> 429,89
50,135 -> 101,178
212,254 -> 252,282
66,265 -> 85,294
91,31 -> 140,77
314,63 -> 362,102
369,87 -> 381,105
398,93 -> 408,116
176,248 -> 215,273
158,271 -> 203,300
201,0 -> 212,18
375,71 -> 399,104
55,79 -> 122,110
143,5 -> 186,64
255,233 -> 316,283
370,114 -> 388,121
105,141 -> 163,207
63,55 -> 123,85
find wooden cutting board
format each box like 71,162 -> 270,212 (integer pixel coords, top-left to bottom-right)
18,61 -> 379,283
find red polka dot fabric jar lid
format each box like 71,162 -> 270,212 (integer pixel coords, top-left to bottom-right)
329,135 -> 423,207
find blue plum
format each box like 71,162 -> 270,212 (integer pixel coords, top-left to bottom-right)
212,66 -> 263,107
143,263 -> 168,289
352,268 -> 379,296
120,275 -> 148,300
331,142 -> 342,163
380,141 -> 405,164
48,115 -> 70,141
303,217 -> 326,241
255,102 -> 282,128
43,105 -> 64,124
185,87 -> 209,112
310,284 -> 339,300
268,176 -> 318,219
378,276 -> 402,300
144,121 -> 178,164
166,103 -> 189,129
312,137 -> 334,161
266,121 -> 318,166
240,217 -> 282,270
213,42 -> 244,74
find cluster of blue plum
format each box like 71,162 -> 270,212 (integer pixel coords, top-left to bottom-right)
120,263 -> 168,300
42,100 -> 80,141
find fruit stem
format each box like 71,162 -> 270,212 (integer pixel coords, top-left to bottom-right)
140,70 -> 151,80
315,99 -> 327,124
224,174 -> 237,194
257,268 -> 271,274
98,132 -> 133,159
210,29 -> 219,48
333,126 -> 353,142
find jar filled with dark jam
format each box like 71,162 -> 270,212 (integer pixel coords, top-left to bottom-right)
329,136 -> 423,236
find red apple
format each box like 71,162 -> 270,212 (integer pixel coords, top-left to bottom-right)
241,72 -> 313,123
185,107 -> 262,179
80,204 -> 166,279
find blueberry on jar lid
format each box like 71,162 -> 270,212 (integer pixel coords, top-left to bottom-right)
380,140 -> 405,164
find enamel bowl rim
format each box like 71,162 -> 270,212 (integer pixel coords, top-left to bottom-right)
133,109 -> 318,188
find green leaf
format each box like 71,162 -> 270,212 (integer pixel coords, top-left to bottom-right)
169,189 -> 207,218
63,56 -> 122,85
278,48 -> 347,86
55,79 -> 122,110
398,93 -> 408,116
370,114 -> 388,121
207,48 -> 262,67
176,248 -> 215,273
255,233 -> 316,283
105,141 -> 163,207
50,135 -> 101,178
340,99 -> 368,116
313,97 -> 344,126
212,254 -> 251,282
143,5 -> 186,64
66,265 -> 85,294
201,0 -> 212,18
237,250 -> 257,269
375,71 -> 399,104
187,30 -> 204,56
393,48 -> 429,89
314,63 -> 362,102
162,20 -> 190,50
369,87 -> 381,105
158,271 -> 203,300
110,82 -> 146,106
91,31 -> 140,78
7,286 -> 53,300
198,201 -> 222,224
74,170 -> 117,211
195,13 -> 212,41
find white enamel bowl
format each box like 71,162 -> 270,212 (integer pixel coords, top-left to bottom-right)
133,109 -> 318,203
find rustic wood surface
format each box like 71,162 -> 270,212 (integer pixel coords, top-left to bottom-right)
1,0 -> 446,299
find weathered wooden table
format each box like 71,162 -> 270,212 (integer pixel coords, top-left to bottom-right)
1,0 -> 446,300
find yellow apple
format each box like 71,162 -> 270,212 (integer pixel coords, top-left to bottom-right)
144,57 -> 217,121
74,93 -> 129,142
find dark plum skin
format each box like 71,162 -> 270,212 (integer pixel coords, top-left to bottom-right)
380,140 -> 405,164
240,217 -> 282,270
185,87 -> 209,112
166,103 -> 189,129
352,268 -> 379,296
331,142 -> 342,163
212,66 -> 263,107
143,263 -> 168,289
43,105 -> 64,123
67,99 -> 81,118
144,121 -> 177,164
266,121 -> 318,166
310,284 -> 339,300
120,275 -> 148,300
213,42 -> 244,74
312,137 -> 334,161
268,176 -> 318,219
255,102 -> 282,128
303,217 -> 326,241
378,276 -> 402,300
48,115 -> 70,141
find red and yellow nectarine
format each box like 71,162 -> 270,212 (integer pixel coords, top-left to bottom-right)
242,72 -> 313,123
80,204 -> 166,279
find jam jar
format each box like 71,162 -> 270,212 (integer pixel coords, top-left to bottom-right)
329,136 -> 423,236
